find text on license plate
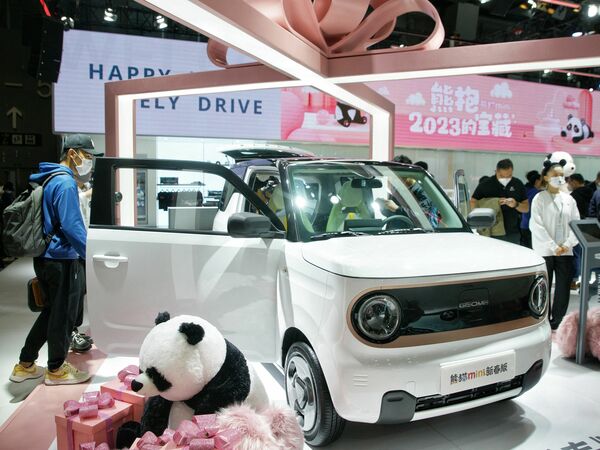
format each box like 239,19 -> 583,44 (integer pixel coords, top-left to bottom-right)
439,351 -> 516,395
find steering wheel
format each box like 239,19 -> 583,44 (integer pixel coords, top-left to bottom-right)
382,215 -> 414,230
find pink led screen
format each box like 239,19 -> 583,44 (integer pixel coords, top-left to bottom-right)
282,76 -> 600,156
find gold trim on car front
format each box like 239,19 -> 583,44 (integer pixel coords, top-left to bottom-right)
347,271 -> 547,348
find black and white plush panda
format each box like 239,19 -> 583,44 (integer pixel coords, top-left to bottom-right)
119,312 -> 268,444
561,114 -> 595,143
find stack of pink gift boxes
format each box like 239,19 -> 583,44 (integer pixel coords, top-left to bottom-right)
55,365 -> 147,450
130,414 -> 242,450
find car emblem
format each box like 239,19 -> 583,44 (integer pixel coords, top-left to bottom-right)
458,300 -> 489,309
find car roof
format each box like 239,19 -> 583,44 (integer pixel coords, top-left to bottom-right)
221,146 -> 315,162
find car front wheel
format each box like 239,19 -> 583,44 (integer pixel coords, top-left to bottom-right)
285,342 -> 346,447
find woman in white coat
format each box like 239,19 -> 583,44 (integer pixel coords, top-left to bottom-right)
530,160 -> 580,330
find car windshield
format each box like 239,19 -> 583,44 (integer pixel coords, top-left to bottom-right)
285,162 -> 468,241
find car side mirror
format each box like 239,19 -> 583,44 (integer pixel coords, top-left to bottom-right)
228,212 -> 280,238
467,208 -> 496,229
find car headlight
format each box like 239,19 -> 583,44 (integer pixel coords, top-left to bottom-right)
352,294 -> 401,343
529,276 -> 548,318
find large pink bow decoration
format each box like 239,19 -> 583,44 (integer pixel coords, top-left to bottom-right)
208,0 -> 445,68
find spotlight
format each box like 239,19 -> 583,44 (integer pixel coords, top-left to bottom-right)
155,14 -> 168,29
60,15 -> 74,30
567,72 -> 572,77
543,69 -> 552,74
480,0 -> 492,4
588,4 -> 599,16
104,7 -> 117,22
572,31 -> 583,36
590,88 -> 595,92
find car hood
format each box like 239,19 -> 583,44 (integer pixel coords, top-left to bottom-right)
301,232 -> 544,278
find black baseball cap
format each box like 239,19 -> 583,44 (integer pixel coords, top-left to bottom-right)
63,134 -> 104,156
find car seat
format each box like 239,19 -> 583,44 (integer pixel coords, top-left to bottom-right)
268,184 -> 287,230
326,181 -> 371,231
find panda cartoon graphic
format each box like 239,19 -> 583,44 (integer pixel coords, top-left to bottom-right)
561,114 -> 595,143
335,102 -> 368,127
123,312 -> 268,440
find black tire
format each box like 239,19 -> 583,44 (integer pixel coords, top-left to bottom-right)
285,342 -> 346,446
342,119 -> 351,127
360,116 -> 368,124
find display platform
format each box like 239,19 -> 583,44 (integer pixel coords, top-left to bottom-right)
0,259 -> 598,450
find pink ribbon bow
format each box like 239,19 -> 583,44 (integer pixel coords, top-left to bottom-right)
208,0 -> 444,67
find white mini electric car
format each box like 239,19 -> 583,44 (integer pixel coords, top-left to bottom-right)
87,154 -> 551,446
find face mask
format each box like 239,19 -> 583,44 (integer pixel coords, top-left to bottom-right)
498,177 -> 511,187
72,152 -> 93,183
549,176 -> 565,188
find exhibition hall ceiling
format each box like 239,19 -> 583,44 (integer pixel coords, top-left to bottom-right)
2,0 -> 599,89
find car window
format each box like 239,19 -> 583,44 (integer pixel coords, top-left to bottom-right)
112,167 -> 228,233
286,162 -> 468,241
246,171 -> 287,229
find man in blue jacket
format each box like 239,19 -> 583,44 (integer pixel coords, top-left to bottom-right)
10,134 -> 103,385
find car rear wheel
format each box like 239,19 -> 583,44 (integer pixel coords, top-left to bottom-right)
285,342 -> 346,447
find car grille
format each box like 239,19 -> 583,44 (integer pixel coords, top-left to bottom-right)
383,274 -> 539,335
415,375 -> 524,412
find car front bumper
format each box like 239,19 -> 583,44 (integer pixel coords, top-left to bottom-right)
318,319 -> 551,424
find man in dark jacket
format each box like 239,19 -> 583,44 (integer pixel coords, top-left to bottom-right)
9,134 -> 103,385
569,174 -> 593,218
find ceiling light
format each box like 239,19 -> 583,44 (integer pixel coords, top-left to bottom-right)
572,31 -> 583,36
588,4 -> 599,16
590,88 -> 595,92
543,69 -> 552,74
60,15 -> 74,29
104,7 -> 117,22
155,14 -> 168,29
480,0 -> 492,4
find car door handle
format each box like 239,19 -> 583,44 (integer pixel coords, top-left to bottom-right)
92,254 -> 128,269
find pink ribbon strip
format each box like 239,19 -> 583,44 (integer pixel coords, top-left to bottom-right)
208,0 -> 444,67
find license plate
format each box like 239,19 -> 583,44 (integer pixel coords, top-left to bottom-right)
440,351 -> 516,395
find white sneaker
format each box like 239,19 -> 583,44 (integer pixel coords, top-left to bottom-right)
45,362 -> 91,386
9,362 -> 45,383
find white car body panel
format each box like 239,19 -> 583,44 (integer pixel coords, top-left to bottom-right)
87,227 -> 284,361
301,233 -> 542,278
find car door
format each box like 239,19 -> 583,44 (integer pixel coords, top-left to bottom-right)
454,169 -> 471,219
87,158 -> 285,362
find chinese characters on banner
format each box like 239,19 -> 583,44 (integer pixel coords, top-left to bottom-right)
408,82 -> 513,138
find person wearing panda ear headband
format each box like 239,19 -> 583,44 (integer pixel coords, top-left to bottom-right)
529,159 -> 580,330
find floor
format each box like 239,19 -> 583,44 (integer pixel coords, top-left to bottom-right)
1,258 -> 599,450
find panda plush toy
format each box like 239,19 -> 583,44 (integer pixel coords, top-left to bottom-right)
561,114 -> 595,143
118,312 -> 269,445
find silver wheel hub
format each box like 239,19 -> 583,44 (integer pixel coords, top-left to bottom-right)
286,354 -> 317,432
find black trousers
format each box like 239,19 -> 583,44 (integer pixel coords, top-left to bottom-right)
544,255 -> 574,329
20,258 -> 85,370
520,228 -> 532,249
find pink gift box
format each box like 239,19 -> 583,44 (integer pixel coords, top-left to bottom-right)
189,438 -> 214,450
55,400 -> 133,450
82,391 -> 100,405
100,378 -> 146,422
214,429 -> 242,449
130,438 -> 181,450
118,365 -> 140,382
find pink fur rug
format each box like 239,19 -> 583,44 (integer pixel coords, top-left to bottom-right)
217,404 -> 304,450
556,307 -> 600,359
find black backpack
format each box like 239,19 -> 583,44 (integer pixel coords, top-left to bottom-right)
2,172 -> 68,257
